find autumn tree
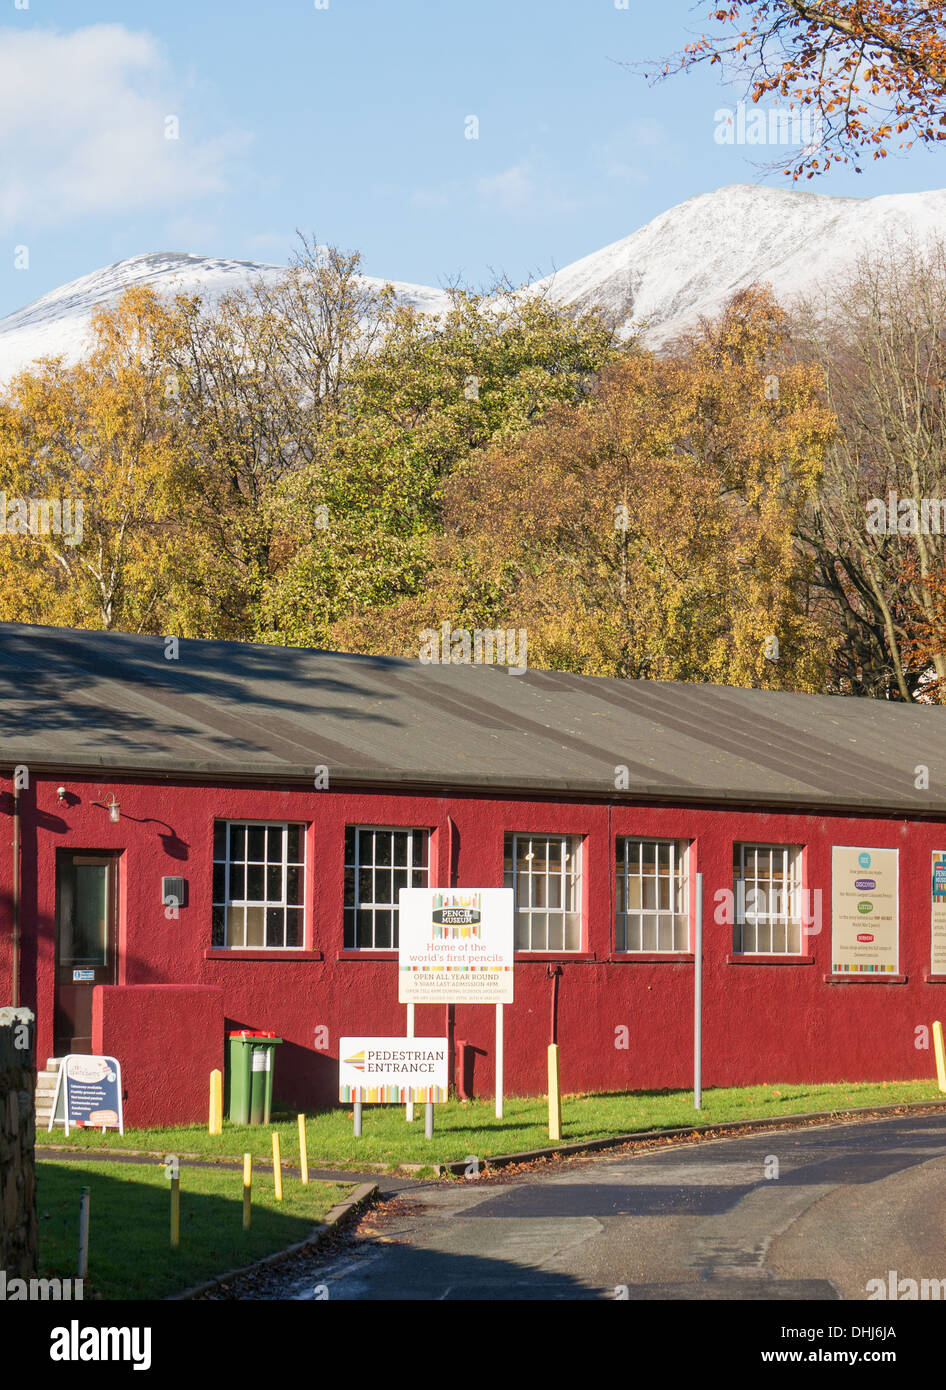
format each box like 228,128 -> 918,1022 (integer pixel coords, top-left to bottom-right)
791,238 -> 946,699
332,287 -> 838,689
0,287 -> 198,633
257,283 -> 620,648
653,1 -> 946,178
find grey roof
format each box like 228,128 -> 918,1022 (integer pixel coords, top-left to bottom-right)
0,621 -> 944,815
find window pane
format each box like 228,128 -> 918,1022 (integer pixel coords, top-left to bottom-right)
344,827 -> 355,864
213,864 -> 226,903
344,866 -> 355,905
287,825 -> 302,863
245,906 -> 264,948
287,865 -> 301,905
376,835 -> 392,867
226,905 -> 244,948
267,865 -> 282,902
247,865 -> 265,901
229,863 -> 245,900
213,821 -> 226,858
412,829 -> 428,867
266,907 -> 284,949
230,825 -> 245,860
358,830 -> 374,864
564,913 -> 581,951
267,825 -> 282,860
285,907 -> 302,948
356,909 -> 373,949
392,833 -> 408,866
247,826 -> 265,862
212,906 -> 225,947
374,910 -> 392,949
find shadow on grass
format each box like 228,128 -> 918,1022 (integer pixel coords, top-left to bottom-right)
38,1162 -> 345,1301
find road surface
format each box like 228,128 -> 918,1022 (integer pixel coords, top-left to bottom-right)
256,1112 -> 946,1301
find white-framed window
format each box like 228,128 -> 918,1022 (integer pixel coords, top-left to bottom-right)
733,843 -> 802,954
504,833 -> 582,951
344,827 -> 429,950
616,837 -> 690,952
212,821 -> 305,949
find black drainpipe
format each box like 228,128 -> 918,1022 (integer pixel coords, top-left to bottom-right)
11,778 -> 20,1007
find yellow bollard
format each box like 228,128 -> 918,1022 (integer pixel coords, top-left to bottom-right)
272,1132 -> 283,1202
170,1174 -> 180,1248
934,1021 -> 946,1093
547,1043 -> 562,1142
209,1069 -> 223,1135
297,1114 -> 309,1185
242,1152 -> 252,1230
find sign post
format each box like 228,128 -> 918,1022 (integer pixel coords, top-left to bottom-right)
340,1037 -> 448,1138
49,1055 -> 124,1135
398,888 -> 513,1117
405,1002 -> 415,1123
495,1005 -> 504,1120
694,872 -> 703,1111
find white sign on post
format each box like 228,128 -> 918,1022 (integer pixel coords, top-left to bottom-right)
338,1037 -> 448,1103
397,888 -> 514,1003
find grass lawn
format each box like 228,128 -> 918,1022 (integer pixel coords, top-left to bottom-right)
39,1078 -> 944,1172
37,1159 -> 352,1300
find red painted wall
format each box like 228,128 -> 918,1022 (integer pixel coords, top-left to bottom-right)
5,772 -> 945,1121
92,985 -> 224,1128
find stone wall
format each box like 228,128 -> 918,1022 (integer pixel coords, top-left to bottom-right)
0,1007 -> 37,1279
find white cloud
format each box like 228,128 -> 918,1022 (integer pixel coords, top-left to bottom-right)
411,160 -> 579,217
475,162 -> 535,211
593,120 -> 673,184
0,25 -> 248,231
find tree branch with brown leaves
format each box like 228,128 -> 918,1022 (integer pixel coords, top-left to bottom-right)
650,1 -> 946,178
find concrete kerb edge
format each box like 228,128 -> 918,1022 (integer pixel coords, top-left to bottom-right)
165,1181 -> 379,1301
439,1097 -> 946,1176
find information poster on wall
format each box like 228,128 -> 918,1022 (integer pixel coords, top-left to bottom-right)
932,852 -> 946,973
398,887 -> 514,1003
831,847 -> 898,975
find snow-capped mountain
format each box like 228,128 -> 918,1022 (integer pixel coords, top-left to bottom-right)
0,252 -> 452,382
533,183 -> 946,346
1,183 -> 945,380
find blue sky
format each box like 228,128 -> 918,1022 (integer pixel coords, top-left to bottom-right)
1,0 -> 944,316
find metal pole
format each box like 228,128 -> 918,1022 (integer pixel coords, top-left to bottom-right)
170,1175 -> 180,1248
354,1099 -> 362,1137
406,1002 -> 415,1122
425,1099 -> 433,1138
495,1004 -> 504,1120
77,1186 -> 90,1278
694,871 -> 703,1111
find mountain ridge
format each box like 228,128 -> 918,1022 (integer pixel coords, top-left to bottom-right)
1,183 -> 944,379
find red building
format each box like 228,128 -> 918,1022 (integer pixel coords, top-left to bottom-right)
3,621 -> 946,1126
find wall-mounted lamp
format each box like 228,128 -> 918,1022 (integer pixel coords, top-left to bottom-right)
57,786 -> 67,802
93,794 -> 121,823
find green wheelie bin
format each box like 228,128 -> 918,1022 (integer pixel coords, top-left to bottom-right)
228,1031 -> 282,1125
